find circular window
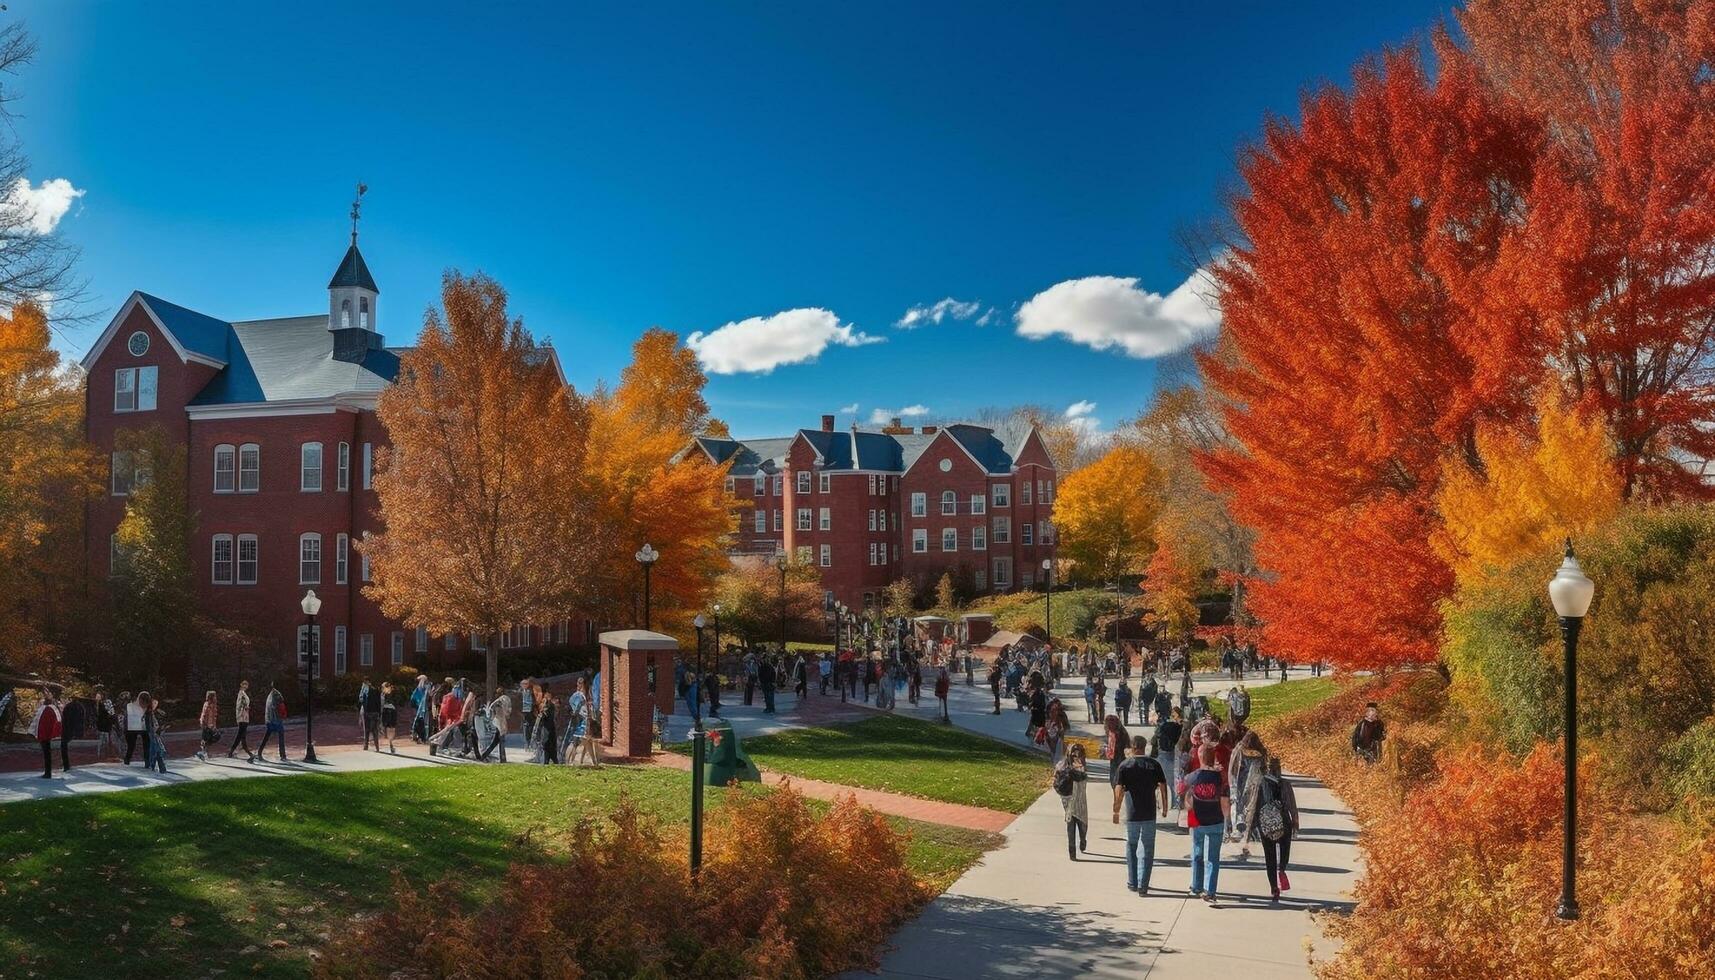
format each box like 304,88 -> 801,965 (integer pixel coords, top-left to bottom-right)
127,331 -> 150,357
938,458 -> 952,473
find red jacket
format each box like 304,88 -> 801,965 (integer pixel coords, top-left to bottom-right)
32,702 -> 62,741
440,692 -> 464,724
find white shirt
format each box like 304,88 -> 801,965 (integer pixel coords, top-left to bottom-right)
126,702 -> 144,729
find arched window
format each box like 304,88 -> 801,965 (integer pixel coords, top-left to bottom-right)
340,299 -> 352,327
238,444 -> 261,492
941,490 -> 957,515
299,532 -> 322,584
213,444 -> 236,493
300,442 -> 323,492
359,296 -> 370,329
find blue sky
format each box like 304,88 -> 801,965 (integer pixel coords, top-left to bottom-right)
21,1 -> 1449,438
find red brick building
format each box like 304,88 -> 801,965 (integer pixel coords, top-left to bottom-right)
81,238 -> 587,678
683,415 -> 1059,610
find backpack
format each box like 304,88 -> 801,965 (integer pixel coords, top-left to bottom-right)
1053,766 -> 1075,797
1257,791 -> 1288,841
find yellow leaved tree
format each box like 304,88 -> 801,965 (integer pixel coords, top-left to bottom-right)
1050,443 -> 1164,585
1435,388 -> 1622,586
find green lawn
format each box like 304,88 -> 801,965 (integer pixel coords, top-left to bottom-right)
0,764 -> 997,979
1208,676 -> 1340,725
731,713 -> 1051,813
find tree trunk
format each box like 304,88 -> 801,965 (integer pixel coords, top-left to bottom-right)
486,632 -> 500,702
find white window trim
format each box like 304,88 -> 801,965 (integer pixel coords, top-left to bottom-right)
362,442 -> 373,490
300,442 -> 324,492
973,526 -> 988,551
391,632 -> 405,665
360,632 -> 374,667
213,444 -> 236,494
942,528 -> 957,552
335,533 -> 349,584
238,443 -> 261,493
912,528 -> 928,553
819,472 -> 831,493
970,494 -> 986,515
237,534 -> 258,585
819,507 -> 831,531
211,533 -> 234,585
910,492 -> 926,517
337,442 -> 350,492
941,491 -> 957,516
819,544 -> 831,567
992,484 -> 1010,508
299,532 -> 322,585
334,626 -> 348,675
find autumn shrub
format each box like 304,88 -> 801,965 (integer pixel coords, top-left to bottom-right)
314,785 -> 926,979
1442,505 -> 1715,806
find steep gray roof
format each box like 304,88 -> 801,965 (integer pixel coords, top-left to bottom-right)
190,315 -> 402,405
699,423 -> 1047,476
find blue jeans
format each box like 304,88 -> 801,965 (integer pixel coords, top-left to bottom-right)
1124,820 -> 1157,890
1191,823 -> 1224,895
1159,751 -> 1179,807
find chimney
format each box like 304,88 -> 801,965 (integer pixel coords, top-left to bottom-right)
881,416 -> 913,435
821,414 -> 836,432
921,425 -> 938,434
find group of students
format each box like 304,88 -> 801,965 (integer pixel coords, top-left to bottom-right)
28,680 -> 293,777
408,674 -> 601,767
1046,674 -> 1303,906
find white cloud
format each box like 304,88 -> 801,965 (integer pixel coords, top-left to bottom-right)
1014,269 -> 1219,359
838,402 -> 860,414
687,308 -> 881,375
6,177 -> 85,234
1064,399 -> 1108,445
896,297 -> 991,329
868,404 -> 930,426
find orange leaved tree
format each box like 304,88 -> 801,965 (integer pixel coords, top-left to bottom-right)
1460,0 -> 1715,502
364,272 -> 601,697
582,328 -> 737,636
1200,48 -> 1541,670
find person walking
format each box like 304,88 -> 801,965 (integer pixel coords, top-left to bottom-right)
1093,674 -> 1108,722
123,691 -> 147,765
487,686 -> 513,761
1025,673 -> 1048,743
561,678 -> 588,763
934,665 -> 951,723
1156,708 -> 1184,811
743,651 -> 758,707
1056,743 -> 1091,859
705,669 -> 723,719
1082,675 -> 1097,723
228,681 -> 255,762
1111,735 -> 1169,893
537,692 -> 560,764
94,686 -> 119,763
569,677 -> 601,767
258,683 -> 287,761
759,656 -> 777,714
410,675 -> 431,744
1352,702 -> 1386,762
1228,731 -> 1267,859
143,695 -> 168,774
358,678 -> 383,751
31,686 -> 62,779
1253,756 -> 1301,900
988,662 -> 1003,715
1114,679 -> 1133,727
1102,714 -> 1130,789
196,690 -> 220,761
518,676 -> 536,744
819,653 -> 833,696
1181,743 -> 1231,904
380,681 -> 400,753
1043,697 -> 1070,765
435,683 -> 465,758
1137,675 -> 1158,727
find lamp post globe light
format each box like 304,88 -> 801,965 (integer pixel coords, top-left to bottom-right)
300,589 -> 323,764
1548,540 -> 1595,921
690,612 -> 708,881
1042,558 -> 1054,653
635,544 -> 659,630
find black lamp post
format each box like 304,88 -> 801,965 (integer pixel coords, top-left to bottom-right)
775,550 -> 788,660
690,612 -> 708,882
1042,557 -> 1054,656
300,589 -> 322,764
1548,540 -> 1595,921
635,543 -> 658,630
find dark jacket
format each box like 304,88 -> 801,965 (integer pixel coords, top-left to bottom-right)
358,686 -> 383,714
1352,718 -> 1386,756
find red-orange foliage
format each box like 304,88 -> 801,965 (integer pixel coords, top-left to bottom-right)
315,785 -> 926,980
1201,50 -> 1540,671
1460,0 -> 1715,502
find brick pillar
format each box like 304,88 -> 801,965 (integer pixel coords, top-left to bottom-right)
598,630 -> 679,758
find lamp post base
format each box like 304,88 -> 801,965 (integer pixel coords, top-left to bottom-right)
304,743 -> 319,765
1555,898 -> 1580,921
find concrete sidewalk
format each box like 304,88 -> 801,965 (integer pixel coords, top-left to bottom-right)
846,667 -> 1357,979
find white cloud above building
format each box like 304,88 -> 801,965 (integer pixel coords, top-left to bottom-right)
687,307 -> 881,374
1014,269 -> 1219,359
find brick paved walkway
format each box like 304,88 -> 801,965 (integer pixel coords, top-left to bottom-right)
647,749 -> 1017,832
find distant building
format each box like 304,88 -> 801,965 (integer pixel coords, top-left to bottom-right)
682,414 -> 1059,610
81,234 -> 589,678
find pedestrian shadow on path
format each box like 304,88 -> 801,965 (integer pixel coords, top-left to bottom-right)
856,893 -> 1161,979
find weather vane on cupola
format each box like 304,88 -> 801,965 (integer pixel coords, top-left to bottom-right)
349,181 -> 368,246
